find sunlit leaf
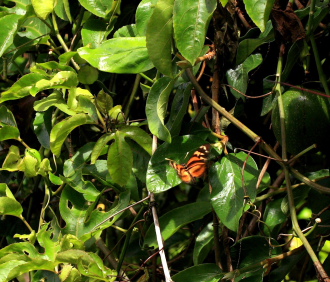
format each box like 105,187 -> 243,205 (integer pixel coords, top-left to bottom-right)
81,18 -> 108,48
243,0 -> 275,32
78,37 -> 153,74
32,0 -> 55,19
136,0 -> 159,36
50,114 -> 95,156
173,0 -> 217,65
0,73 -> 48,102
0,183 -> 23,217
78,0 -> 114,18
146,0 -> 174,77
0,14 -> 22,57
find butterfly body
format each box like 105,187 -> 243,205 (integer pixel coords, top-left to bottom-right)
168,144 -> 210,184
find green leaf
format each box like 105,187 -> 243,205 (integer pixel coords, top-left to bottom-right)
172,264 -> 223,282
91,133 -> 114,164
32,0 -> 55,19
0,183 -> 23,217
23,149 -> 41,177
0,106 -> 17,127
33,110 -> 52,149
144,201 -> 212,248
78,37 -> 154,74
147,135 -> 207,193
210,152 -> 258,232
78,0 -> 114,18
226,53 -> 263,100
146,0 -> 174,77
0,126 -> 20,141
60,185 -> 130,238
173,0 -> 217,65
146,77 -> 174,143
77,65 -> 99,85
119,126 -> 152,155
34,92 -> 76,116
81,18 -> 108,48
107,132 -> 133,186
18,16 -> 51,40
166,83 -> 192,136
30,71 -> 79,96
136,0 -> 159,36
243,0 -> 275,32
54,0 -> 72,22
0,14 -> 22,57
193,222 -> 214,265
0,73 -> 48,102
263,198 -> 287,237
236,21 -> 274,65
113,24 -> 138,38
95,90 -> 113,115
1,145 -> 24,172
50,114 -> 95,156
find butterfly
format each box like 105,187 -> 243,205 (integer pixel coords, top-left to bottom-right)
167,144 -> 211,184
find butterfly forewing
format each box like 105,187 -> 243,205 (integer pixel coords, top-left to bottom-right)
168,144 -> 211,184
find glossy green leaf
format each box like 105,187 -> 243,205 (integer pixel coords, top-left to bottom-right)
0,14 -> 22,57
147,135 -> 207,193
146,77 -> 174,143
78,0 -> 114,18
78,37 -> 154,74
172,264 -> 223,282
119,126 -> 152,155
78,65 -> 99,84
81,18 -> 108,48
226,53 -> 263,100
0,183 -> 23,217
236,21 -> 274,65
210,152 -> 258,232
0,73 -> 48,102
243,0 -> 275,32
30,71 -> 79,96
91,133 -> 114,164
193,222 -> 214,265
144,201 -> 212,248
173,0 -> 217,65
136,0 -> 159,36
146,0 -> 174,77
107,132 -> 133,186
166,83 -> 192,136
1,145 -> 24,172
0,106 -> 19,140
33,110 -> 52,149
50,113 -> 95,156
32,0 -> 55,19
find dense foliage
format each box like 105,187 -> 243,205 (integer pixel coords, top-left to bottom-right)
0,0 -> 330,281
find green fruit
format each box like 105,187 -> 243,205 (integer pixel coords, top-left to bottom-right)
272,88 -> 330,155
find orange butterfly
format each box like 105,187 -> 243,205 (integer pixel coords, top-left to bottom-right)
167,144 -> 211,184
